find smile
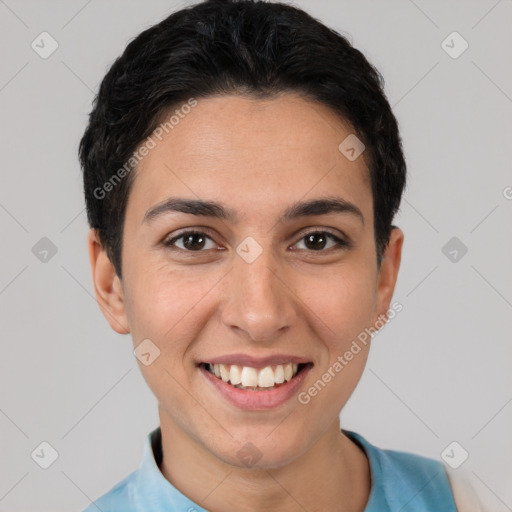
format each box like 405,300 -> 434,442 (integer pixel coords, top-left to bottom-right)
197,354 -> 314,410
203,362 -> 306,390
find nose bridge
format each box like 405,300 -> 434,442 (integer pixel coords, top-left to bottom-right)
221,240 -> 295,341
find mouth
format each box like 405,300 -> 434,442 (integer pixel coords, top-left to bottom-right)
198,362 -> 313,391
196,354 -> 314,410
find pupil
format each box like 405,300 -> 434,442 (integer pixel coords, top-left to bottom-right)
305,233 -> 326,250
184,233 -> 205,250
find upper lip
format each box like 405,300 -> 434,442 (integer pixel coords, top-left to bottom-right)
199,353 -> 312,369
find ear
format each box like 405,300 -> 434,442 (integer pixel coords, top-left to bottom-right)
373,227 -> 404,323
87,228 -> 130,334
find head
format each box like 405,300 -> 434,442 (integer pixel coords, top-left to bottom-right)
81,0 -> 405,469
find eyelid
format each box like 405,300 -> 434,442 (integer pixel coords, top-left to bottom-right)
163,228 -> 218,247
294,226 -> 349,243
290,228 -> 350,251
163,227 -> 350,252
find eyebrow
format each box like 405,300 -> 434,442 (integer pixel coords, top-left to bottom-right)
142,196 -> 364,225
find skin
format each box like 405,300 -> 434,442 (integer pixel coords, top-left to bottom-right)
88,93 -> 403,512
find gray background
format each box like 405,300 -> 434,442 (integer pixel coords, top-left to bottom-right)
0,0 -> 511,510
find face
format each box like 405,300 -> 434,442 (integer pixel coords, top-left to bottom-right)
89,93 -> 403,469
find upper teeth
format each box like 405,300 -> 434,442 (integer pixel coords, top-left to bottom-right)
208,363 -> 299,387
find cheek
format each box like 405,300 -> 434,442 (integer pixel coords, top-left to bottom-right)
296,261 -> 378,346
124,265 -> 213,413
295,268 -> 375,417
125,258 -> 211,338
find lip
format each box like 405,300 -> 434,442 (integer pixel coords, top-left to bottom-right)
199,362 -> 313,411
200,353 -> 311,369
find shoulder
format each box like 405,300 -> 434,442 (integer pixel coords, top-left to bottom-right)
344,430 -> 457,511
81,469 -> 139,512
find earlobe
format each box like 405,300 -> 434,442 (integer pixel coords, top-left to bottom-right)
374,227 -> 404,323
87,228 -> 130,335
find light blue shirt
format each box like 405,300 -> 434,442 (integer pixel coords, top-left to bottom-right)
83,426 -> 456,511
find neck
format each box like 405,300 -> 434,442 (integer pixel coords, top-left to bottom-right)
157,410 -> 371,512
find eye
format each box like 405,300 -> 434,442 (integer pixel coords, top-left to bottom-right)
163,230 -> 218,251
163,229 -> 350,253
292,230 -> 349,252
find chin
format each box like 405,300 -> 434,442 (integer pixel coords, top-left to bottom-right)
208,429 -> 308,470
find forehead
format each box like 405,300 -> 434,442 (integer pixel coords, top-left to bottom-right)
126,93 -> 372,224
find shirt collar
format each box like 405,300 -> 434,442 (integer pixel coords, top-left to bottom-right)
342,429 -> 386,510
133,426 -> 209,511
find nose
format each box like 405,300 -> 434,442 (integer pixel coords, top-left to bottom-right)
220,246 -> 297,343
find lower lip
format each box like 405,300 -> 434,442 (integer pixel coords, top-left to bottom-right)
199,364 -> 313,411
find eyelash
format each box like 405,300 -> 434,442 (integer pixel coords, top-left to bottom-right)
163,229 -> 350,253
